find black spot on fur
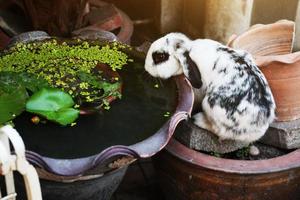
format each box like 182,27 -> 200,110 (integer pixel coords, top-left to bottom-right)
218,67 -> 227,74
222,124 -> 243,135
217,46 -> 235,54
221,122 -> 234,130
152,51 -> 170,65
213,57 -> 220,70
183,51 -> 202,88
175,42 -> 182,49
229,79 -> 236,85
237,107 -> 247,115
250,120 -> 258,125
174,39 -> 184,50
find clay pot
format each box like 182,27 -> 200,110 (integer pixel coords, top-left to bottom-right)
154,138 -> 300,200
228,20 -> 300,121
5,31 -> 194,200
227,20 -> 294,56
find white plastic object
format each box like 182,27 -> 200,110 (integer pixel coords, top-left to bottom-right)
0,125 -> 42,200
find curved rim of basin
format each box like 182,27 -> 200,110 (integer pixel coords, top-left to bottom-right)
7,31 -> 194,176
166,138 -> 300,174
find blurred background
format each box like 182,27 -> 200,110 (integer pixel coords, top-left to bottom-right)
1,0 -> 300,47
108,0 -> 300,48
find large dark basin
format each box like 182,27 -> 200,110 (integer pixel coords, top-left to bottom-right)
14,57 -> 178,159
4,31 -> 194,177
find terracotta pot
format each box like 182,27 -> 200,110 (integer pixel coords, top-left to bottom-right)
227,20 -> 294,56
257,53 -> 300,122
154,138 -> 300,200
228,20 -> 300,121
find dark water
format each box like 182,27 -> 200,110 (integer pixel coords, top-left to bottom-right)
14,59 -> 177,159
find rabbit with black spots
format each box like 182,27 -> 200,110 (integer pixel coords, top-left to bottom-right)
145,33 -> 275,144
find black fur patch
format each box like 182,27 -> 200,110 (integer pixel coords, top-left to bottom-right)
173,39 -> 185,50
212,57 -> 220,70
217,46 -> 235,54
183,51 -> 202,89
218,67 -> 227,74
152,51 -> 170,65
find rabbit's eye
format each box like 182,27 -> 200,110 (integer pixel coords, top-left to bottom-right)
152,52 -> 169,65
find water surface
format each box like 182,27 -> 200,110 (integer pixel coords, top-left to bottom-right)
14,58 -> 177,159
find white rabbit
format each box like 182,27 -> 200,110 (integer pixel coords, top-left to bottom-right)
145,33 -> 276,143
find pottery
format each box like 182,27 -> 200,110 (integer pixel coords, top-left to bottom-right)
227,20 -> 294,56
2,31 -> 194,200
228,20 -> 300,122
5,165 -> 129,200
154,138 -> 300,200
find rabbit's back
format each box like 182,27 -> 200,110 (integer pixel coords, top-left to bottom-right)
200,45 -> 275,142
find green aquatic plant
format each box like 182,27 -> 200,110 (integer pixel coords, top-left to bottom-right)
0,39 -> 130,104
0,39 -> 132,125
26,88 -> 80,126
0,83 -> 27,125
0,71 -> 48,124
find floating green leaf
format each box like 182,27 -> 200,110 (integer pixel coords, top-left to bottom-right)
26,88 -> 79,126
0,40 -> 130,105
0,71 -> 49,93
0,85 -> 28,124
0,72 -> 32,124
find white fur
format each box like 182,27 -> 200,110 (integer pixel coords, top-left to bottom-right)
145,33 -> 190,79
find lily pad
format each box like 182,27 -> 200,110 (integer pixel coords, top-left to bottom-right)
26,88 -> 79,126
0,71 -> 52,124
0,85 -> 28,124
0,71 -> 49,93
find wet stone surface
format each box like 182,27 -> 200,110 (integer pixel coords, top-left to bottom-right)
174,121 -> 249,154
260,118 -> 300,149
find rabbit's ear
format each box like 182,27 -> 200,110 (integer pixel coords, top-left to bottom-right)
184,51 -> 202,88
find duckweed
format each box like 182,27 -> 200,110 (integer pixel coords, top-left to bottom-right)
0,39 -> 132,105
163,111 -> 171,117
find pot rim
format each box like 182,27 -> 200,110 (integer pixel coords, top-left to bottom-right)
166,138 -> 300,174
227,20 -> 295,54
255,51 -> 300,67
7,31 -> 194,176
35,161 -> 130,182
26,75 -> 193,176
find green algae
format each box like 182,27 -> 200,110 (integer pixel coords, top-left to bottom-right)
0,39 -> 131,105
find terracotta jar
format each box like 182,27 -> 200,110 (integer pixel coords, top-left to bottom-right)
228,20 -> 300,121
154,139 -> 300,200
